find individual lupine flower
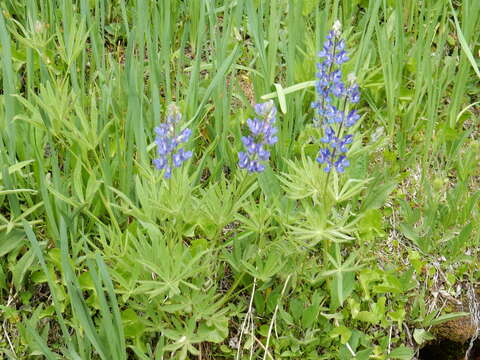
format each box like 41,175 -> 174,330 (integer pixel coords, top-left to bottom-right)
346,73 -> 360,104
321,126 -> 336,144
334,156 -> 350,173
337,134 -> 353,153
238,100 -> 278,173
345,110 -> 360,127
316,148 -> 332,172
153,103 -> 192,178
311,20 -> 360,173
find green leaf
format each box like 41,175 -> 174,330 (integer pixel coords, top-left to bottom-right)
302,0 -> 317,15
389,345 -> 414,359
320,312 -> 344,321
122,309 -> 145,339
279,308 -> 294,325
0,160 -> 35,182
358,269 -> 381,300
356,311 -> 378,324
188,45 -> 240,124
413,328 -> 434,345
358,209 -> 385,241
448,0 -> 480,80
261,80 -> 316,100
258,166 -> 283,206
200,317 -> 229,343
301,292 -> 324,328
322,249 -> 360,308
389,308 -> 406,328
254,291 -> 266,314
12,247 -> 36,289
289,298 -> 305,322
0,265 -> 5,291
78,272 -> 95,291
274,83 -> 287,114
355,348 -> 373,360
330,271 -> 356,308
399,223 -> 420,242
23,221 -> 76,355
329,326 -> 352,344
447,223 -> 473,257
0,230 -> 25,257
428,312 -> 470,327
362,178 -> 397,211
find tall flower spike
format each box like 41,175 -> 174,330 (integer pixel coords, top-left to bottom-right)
153,103 -> 192,179
238,100 -> 278,173
311,20 -> 360,173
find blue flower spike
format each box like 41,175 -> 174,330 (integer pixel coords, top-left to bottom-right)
238,100 -> 278,173
153,103 -> 192,179
311,20 -> 360,173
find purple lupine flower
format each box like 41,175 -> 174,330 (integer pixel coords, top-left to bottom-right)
346,75 -> 360,104
334,156 -> 350,173
332,134 -> 353,153
345,110 -> 360,127
153,103 -> 192,178
321,126 -> 336,144
316,148 -> 332,168
238,100 -> 278,173
311,20 -> 360,173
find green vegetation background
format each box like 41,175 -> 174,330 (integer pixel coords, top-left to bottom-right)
0,0 -> 479,359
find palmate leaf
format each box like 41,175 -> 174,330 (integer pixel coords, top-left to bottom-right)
319,248 -> 363,308
135,255 -> 202,296
196,175 -> 257,239
288,205 -> 356,247
56,18 -> 90,68
289,223 -> 355,246
127,225 -> 209,299
235,196 -> 275,237
331,174 -> 372,203
197,316 -> 229,343
240,247 -> 286,281
280,155 -> 370,205
134,168 -> 198,223
162,319 -> 202,360
279,157 -> 327,203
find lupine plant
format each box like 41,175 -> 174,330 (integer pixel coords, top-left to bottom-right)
238,100 -> 279,172
153,103 -> 193,178
312,21 -> 360,173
